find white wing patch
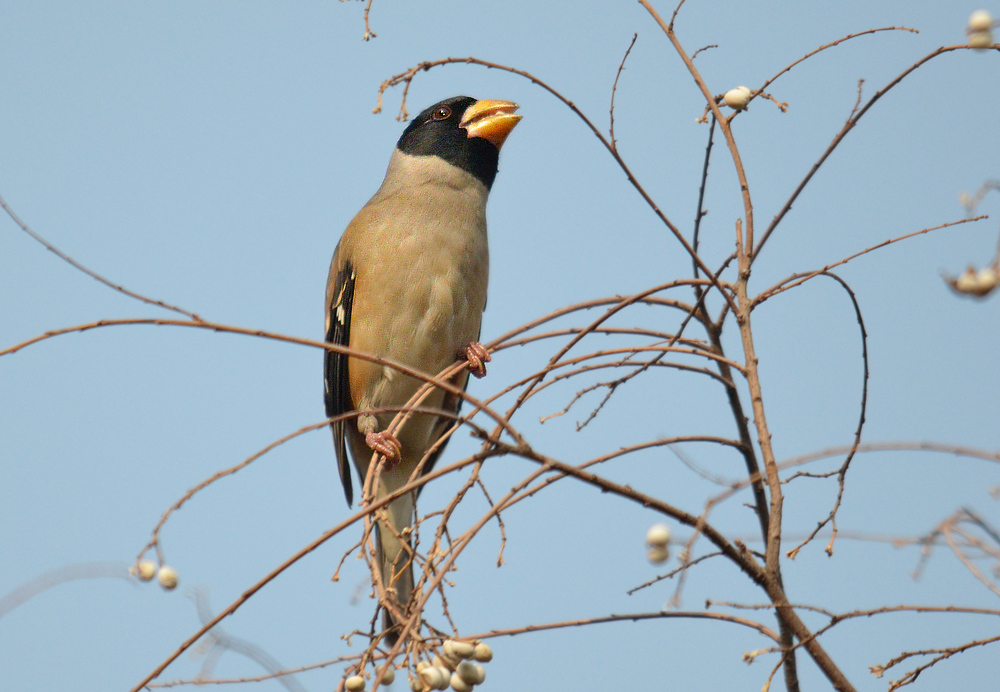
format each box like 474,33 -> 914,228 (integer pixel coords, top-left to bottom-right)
333,269 -> 356,327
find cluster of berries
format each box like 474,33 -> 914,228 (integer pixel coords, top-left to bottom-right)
967,10 -> 996,48
131,560 -> 178,590
646,523 -> 671,565
343,640 -> 493,692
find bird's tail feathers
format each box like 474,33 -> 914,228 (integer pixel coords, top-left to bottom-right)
374,506 -> 416,646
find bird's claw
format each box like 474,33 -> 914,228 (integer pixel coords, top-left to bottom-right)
460,341 -> 491,378
366,431 -> 402,465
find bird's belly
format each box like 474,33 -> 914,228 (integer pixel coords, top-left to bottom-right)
388,251 -> 485,375
359,221 -> 488,411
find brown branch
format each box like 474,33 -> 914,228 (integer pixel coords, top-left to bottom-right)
0,316 -> 525,451
358,0 -> 377,41
609,33 -> 638,151
756,27 -> 918,101
779,441 -> 1000,471
473,609 -> 779,643
0,193 -> 202,321
691,44 -> 718,60
785,272 -> 869,559
754,216 -> 987,306
627,551 -> 724,594
754,44 -> 997,258
137,418 -> 331,565
130,445 -> 510,691
871,633 -> 1000,691
484,282 -> 709,351
512,444 -> 848,692
639,3 -> 755,255
691,114 -> 716,280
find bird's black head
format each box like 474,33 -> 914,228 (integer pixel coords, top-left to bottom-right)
396,96 -> 521,190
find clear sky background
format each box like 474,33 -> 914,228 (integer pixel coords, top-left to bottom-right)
1,1 -> 999,690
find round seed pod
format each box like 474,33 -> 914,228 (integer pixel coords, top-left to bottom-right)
419,666 -> 448,691
472,643 -> 492,662
645,523 -> 671,548
345,675 -> 366,692
456,661 -> 485,685
434,667 -> 452,689
976,267 -> 999,290
455,662 -> 478,685
969,9 -> 994,32
157,565 -> 179,590
136,560 -> 157,581
415,661 -> 431,673
439,651 -> 461,670
647,546 -> 670,564
443,640 -> 476,660
449,672 -> 473,692
379,666 -> 395,685
723,86 -> 751,111
969,30 -> 994,48
409,675 -> 424,692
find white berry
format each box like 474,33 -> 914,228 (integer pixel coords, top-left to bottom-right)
455,662 -> 476,685
419,666 -> 448,691
646,523 -> 671,548
346,674 -> 366,691
955,270 -> 979,293
969,9 -> 994,32
443,640 -> 476,660
380,666 -> 395,685
472,643 -> 492,662
136,560 -> 157,581
647,546 -> 670,564
409,676 -> 424,692
435,667 -> 452,689
969,30 -> 994,48
449,672 -> 473,692
456,661 -> 485,685
976,267 -> 999,289
724,86 -> 751,110
157,565 -> 179,590
417,667 -> 440,688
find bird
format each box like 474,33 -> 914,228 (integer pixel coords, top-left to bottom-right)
323,96 -> 521,644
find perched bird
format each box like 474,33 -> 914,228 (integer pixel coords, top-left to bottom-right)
324,96 -> 521,643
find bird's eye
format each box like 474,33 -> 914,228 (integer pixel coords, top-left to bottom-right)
432,106 -> 452,121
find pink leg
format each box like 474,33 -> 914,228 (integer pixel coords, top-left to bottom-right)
365,430 -> 402,465
459,341 -> 492,379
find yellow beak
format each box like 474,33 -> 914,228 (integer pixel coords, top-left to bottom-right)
460,100 -> 522,150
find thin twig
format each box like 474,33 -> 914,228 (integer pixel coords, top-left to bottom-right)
0,193 -> 202,321
754,217 -> 986,305
785,272 -> 869,559
609,33 -> 638,151
754,44 -> 994,258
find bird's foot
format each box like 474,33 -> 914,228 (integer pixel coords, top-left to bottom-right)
460,341 -> 491,378
366,430 -> 402,465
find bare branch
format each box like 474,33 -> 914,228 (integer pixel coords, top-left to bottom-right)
0,193 -> 202,321
609,33 -> 638,151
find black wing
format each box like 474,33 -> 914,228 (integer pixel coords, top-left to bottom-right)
324,258 -> 356,506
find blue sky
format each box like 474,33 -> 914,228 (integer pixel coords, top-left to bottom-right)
2,2 -> 999,690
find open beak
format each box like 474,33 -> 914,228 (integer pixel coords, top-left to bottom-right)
460,100 -> 522,150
